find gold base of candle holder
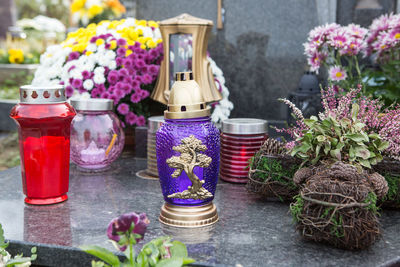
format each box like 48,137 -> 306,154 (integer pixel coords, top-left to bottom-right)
159,202 -> 218,228
136,170 -> 159,180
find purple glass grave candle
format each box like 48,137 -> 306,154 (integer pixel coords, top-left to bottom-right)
156,71 -> 220,227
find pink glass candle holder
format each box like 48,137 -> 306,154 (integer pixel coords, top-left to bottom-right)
220,118 -> 268,183
10,85 -> 76,205
70,99 -> 125,171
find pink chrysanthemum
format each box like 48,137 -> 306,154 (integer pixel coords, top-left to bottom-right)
328,66 -> 347,81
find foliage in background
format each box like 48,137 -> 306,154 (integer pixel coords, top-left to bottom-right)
0,49 -> 39,65
0,133 -> 20,171
0,72 -> 34,100
0,223 -> 36,266
15,0 -> 69,26
81,212 -> 194,267
363,13 -> 400,105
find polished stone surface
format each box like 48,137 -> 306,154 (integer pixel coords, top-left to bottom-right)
1,155 -> 400,266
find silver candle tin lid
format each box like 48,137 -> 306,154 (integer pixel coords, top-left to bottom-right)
221,118 -> 268,135
70,98 -> 113,111
20,85 -> 66,104
148,116 -> 165,133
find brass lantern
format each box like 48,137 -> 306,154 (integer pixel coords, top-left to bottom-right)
151,13 -> 222,104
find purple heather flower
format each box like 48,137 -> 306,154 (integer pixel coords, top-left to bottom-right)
130,93 -> 141,103
72,79 -> 82,89
117,47 -> 126,57
65,86 -> 74,97
82,70 -> 91,79
117,103 -> 130,115
106,212 -> 149,251
68,52 -> 80,61
137,115 -> 146,126
108,70 -> 119,85
117,38 -> 127,46
126,112 -> 137,125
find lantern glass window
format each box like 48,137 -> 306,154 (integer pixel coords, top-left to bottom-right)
169,34 -> 193,88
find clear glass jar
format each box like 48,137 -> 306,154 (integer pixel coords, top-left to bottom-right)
70,99 -> 125,170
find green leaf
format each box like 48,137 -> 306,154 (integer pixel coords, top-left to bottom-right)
344,133 -> 368,143
368,133 -> 380,139
359,159 -> 372,169
351,103 -> 359,121
324,142 -> 331,155
136,251 -> 147,267
155,258 -> 183,267
304,118 -> 317,128
353,122 -> 366,131
355,147 -> 370,160
79,245 -> 120,267
170,241 -> 188,258
315,144 -> 321,158
182,257 -> 196,265
316,135 -> 326,142
378,141 -> 389,151
330,149 -> 341,160
0,224 -> 9,249
5,256 -> 32,267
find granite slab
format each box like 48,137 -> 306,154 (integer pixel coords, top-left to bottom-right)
0,155 -> 400,267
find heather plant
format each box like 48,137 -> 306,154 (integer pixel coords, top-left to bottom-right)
291,103 -> 388,168
278,85 -> 400,159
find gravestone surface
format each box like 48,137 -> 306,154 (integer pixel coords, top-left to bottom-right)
135,0 -> 319,121
1,156 -> 400,266
0,0 -> 15,38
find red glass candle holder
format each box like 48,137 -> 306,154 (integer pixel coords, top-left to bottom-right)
220,118 -> 267,183
10,85 -> 76,205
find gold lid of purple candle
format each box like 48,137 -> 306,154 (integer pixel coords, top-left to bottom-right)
164,72 -> 210,119
20,85 -> 66,104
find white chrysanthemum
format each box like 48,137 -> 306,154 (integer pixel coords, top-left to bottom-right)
93,74 -> 106,84
94,66 -> 105,74
108,61 -> 117,70
86,43 -> 97,52
83,79 -> 94,90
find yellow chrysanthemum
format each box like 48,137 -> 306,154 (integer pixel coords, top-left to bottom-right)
125,49 -> 132,56
140,44 -> 146,50
136,20 -> 146,27
70,0 -> 86,13
88,5 -> 104,19
148,20 -> 159,28
85,51 -> 93,56
96,38 -> 105,46
146,39 -> 157,49
109,40 -> 117,50
8,49 -> 24,64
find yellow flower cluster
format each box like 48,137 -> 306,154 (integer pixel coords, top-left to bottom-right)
70,0 -> 126,20
63,19 -> 162,53
8,49 -> 24,64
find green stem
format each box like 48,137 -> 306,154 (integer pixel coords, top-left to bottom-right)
129,235 -> 134,266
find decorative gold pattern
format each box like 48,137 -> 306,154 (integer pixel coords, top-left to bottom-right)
159,202 -> 218,228
166,135 -> 213,200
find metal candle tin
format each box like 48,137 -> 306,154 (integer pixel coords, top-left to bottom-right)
220,118 -> 268,183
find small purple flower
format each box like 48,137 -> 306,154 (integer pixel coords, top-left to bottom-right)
150,49 -> 159,58
117,38 -> 127,46
123,76 -> 133,84
141,66 -> 148,73
137,115 -> 146,126
115,89 -> 125,99
135,59 -> 145,69
135,76 -> 142,83
106,212 -> 150,251
82,70 -> 91,79
72,79 -> 82,89
148,65 -> 159,75
142,74 -> 153,84
118,68 -> 129,78
123,58 -> 133,68
117,103 -> 130,115
91,89 -> 100,97
96,84 -> 106,93
117,47 -> 126,57
68,52 -> 80,61
130,93 -> 141,103
131,80 -> 139,88
65,86 -> 74,97
139,89 -> 150,99
90,36 -> 98,43
126,112 -> 138,125
68,65 -> 76,72
107,70 -> 119,85
101,92 -> 110,99
105,43 -> 111,49
116,57 -> 124,66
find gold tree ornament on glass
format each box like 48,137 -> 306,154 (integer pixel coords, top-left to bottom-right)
151,13 -> 222,105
